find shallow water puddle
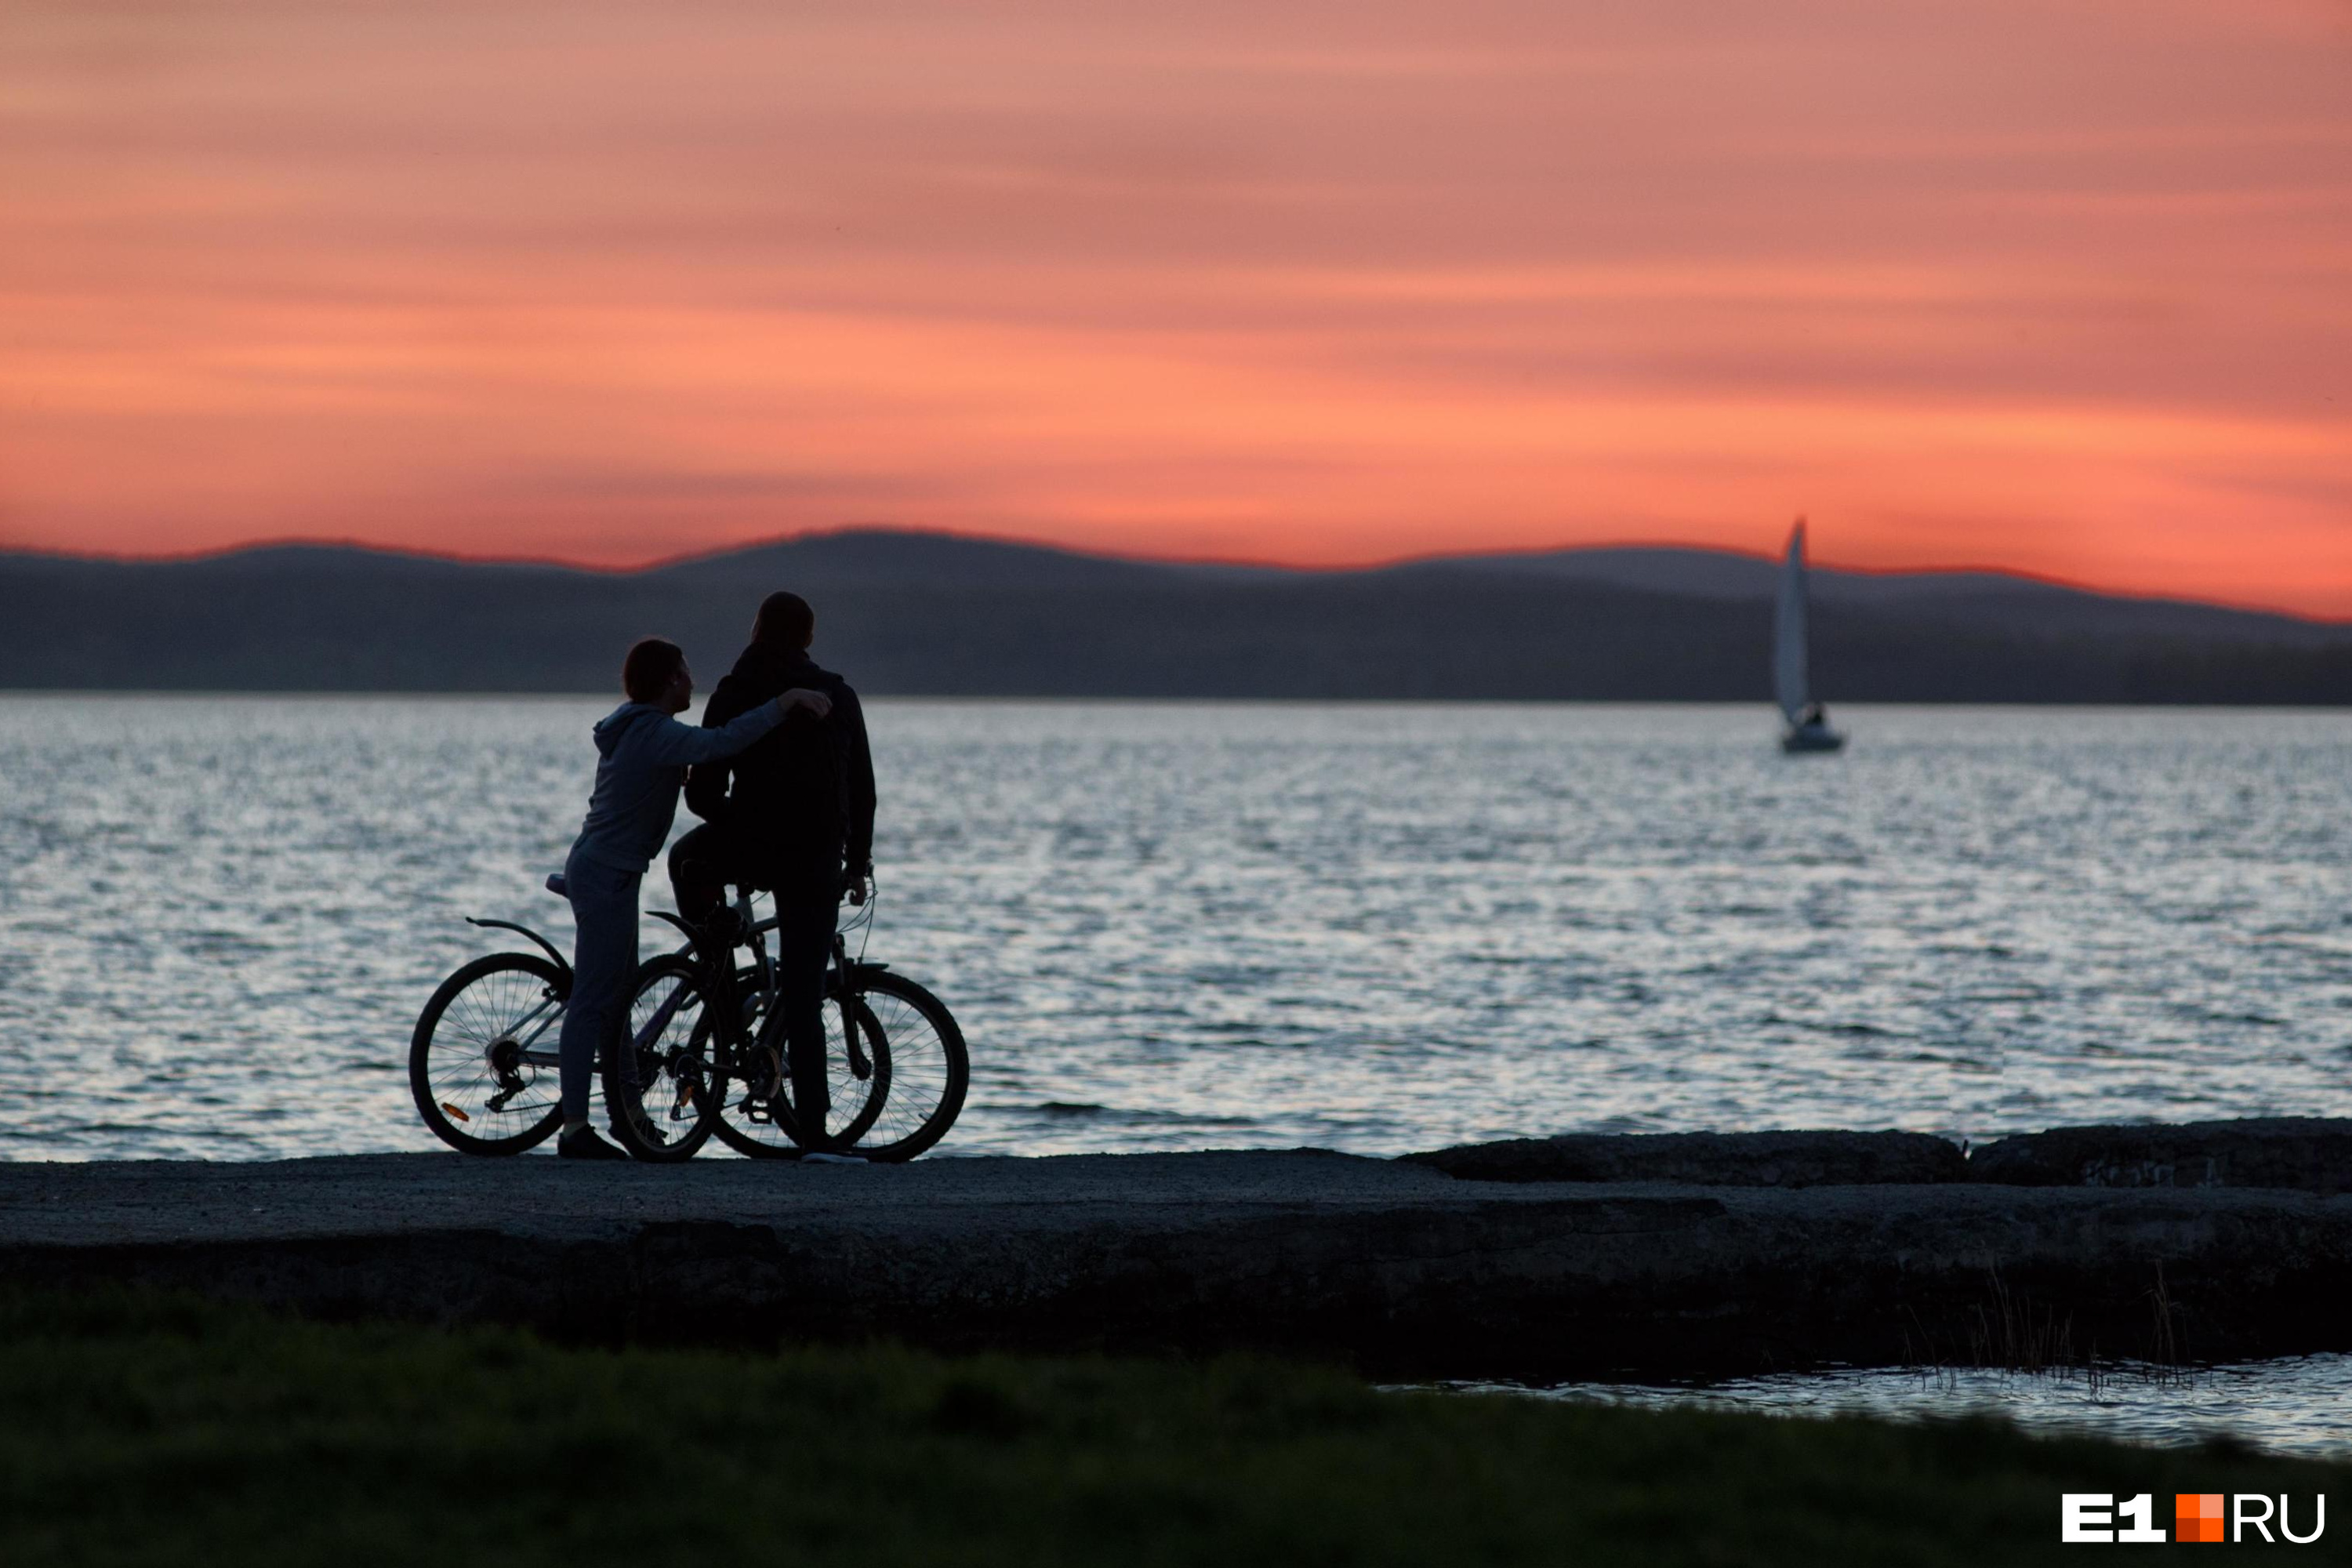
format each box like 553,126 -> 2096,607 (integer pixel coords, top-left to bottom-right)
1425,1355 -> 2352,1458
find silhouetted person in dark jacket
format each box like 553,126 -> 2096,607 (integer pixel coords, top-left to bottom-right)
669,591 -> 875,1151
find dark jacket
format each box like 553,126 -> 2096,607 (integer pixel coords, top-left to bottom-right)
684,643 -> 876,877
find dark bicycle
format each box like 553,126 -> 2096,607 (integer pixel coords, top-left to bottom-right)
407,878 -> 581,1155
604,878 -> 968,1164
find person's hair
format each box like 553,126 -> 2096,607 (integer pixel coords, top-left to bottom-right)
751,591 -> 815,649
621,637 -> 685,702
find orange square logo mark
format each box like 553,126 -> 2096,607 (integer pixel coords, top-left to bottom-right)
2176,1494 -> 2226,1543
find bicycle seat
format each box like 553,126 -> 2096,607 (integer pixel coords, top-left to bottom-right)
545,872 -> 568,898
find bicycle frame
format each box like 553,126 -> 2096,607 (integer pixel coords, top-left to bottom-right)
459,883 -> 882,1091
453,907 -> 683,1080
644,887 -> 880,1093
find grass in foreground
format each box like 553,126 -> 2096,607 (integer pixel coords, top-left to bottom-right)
1,1291 -> 2341,1567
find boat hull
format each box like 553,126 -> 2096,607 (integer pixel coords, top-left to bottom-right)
1780,726 -> 1846,754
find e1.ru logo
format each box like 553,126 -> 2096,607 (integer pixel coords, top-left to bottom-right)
2062,1493 -> 2325,1544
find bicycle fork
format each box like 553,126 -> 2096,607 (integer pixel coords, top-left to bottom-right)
833,934 -> 873,1081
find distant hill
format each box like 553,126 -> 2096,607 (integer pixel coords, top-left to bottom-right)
2,529 -> 2347,702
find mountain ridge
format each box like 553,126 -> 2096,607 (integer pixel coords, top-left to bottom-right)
2,528 -> 2346,700
13,526 -> 2343,627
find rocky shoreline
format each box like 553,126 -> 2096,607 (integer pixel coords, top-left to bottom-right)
2,1121 -> 2347,1381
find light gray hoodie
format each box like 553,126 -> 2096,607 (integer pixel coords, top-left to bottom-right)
568,699 -> 786,874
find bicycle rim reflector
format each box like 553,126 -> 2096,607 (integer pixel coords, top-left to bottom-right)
440,1102 -> 472,1123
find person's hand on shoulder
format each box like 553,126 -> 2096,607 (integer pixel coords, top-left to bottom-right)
776,688 -> 832,720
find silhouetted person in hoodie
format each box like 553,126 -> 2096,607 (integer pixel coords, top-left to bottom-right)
669,592 -> 876,1151
555,637 -> 831,1161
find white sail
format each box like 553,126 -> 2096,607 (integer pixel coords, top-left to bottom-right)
1773,519 -> 1809,726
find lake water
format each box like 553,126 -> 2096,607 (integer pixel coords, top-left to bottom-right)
2,697 -> 2350,1163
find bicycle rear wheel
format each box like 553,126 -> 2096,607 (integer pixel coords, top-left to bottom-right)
604,955 -> 724,1163
409,953 -> 567,1156
829,969 -> 967,1163
710,967 -> 892,1159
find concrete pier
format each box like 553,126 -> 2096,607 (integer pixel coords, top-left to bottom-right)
4,1148 -> 2348,1380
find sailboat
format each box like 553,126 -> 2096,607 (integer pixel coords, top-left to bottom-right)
1774,518 -> 1846,753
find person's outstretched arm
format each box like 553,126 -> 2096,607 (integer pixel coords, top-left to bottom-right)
648,688 -> 829,766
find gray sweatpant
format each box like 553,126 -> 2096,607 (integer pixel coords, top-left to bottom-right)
557,848 -> 641,1123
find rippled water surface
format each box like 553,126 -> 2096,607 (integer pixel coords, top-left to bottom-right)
2,698 -> 2350,1160
1464,1355 -> 2352,1461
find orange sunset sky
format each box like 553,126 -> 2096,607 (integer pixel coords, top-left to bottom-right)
5,0 -> 2349,613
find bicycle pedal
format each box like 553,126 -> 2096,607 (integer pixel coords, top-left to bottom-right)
743,1100 -> 772,1125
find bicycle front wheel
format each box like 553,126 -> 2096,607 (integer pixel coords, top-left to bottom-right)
710,967 -> 892,1160
830,969 -> 967,1163
605,955 -> 724,1163
409,953 -> 567,1156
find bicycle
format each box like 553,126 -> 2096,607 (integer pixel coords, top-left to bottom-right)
412,873 -> 967,1161
407,884 -> 579,1156
402,872 -> 770,1156
604,877 -> 968,1164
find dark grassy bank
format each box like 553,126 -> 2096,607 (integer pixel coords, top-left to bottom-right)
2,1293 -> 2341,1566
